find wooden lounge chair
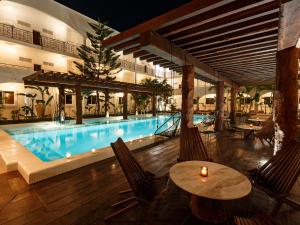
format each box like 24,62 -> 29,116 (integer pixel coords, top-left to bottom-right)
247,140 -> 300,216
255,116 -> 275,145
179,127 -> 213,162
104,138 -> 168,222
231,214 -> 280,225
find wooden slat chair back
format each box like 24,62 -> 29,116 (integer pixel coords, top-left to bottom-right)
248,140 -> 300,214
255,116 -> 275,145
105,138 -> 167,222
111,138 -> 154,201
254,140 -> 300,194
179,127 -> 212,162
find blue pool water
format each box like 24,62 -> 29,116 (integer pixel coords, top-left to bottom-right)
3,115 -> 209,162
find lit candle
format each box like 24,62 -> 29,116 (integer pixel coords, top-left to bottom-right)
250,124 -> 253,127
66,152 -> 71,159
91,148 -> 96,153
201,166 -> 208,177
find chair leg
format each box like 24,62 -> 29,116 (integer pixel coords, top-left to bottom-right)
104,201 -> 139,222
119,189 -> 132,194
271,200 -> 283,217
112,196 -> 136,207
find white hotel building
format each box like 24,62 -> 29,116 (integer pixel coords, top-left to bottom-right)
0,0 -> 249,121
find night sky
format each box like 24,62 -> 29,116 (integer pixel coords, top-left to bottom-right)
55,0 -> 190,31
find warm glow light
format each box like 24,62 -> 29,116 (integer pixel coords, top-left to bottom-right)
201,166 -> 208,177
116,129 -> 124,136
250,124 -> 253,127
91,148 -> 96,153
66,152 -> 71,159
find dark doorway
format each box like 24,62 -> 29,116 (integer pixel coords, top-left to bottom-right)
33,30 -> 41,45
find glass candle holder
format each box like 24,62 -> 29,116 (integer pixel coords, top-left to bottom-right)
201,166 -> 208,177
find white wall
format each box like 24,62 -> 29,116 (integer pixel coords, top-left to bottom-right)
0,1 -> 84,44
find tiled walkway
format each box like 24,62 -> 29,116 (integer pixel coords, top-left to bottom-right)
0,132 -> 299,225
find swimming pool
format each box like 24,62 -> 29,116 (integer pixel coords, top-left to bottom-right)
3,115 -> 209,162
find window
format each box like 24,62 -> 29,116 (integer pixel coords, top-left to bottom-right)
0,91 -> 14,104
34,64 -> 42,71
87,96 -> 97,104
65,95 -> 72,104
206,98 -> 215,104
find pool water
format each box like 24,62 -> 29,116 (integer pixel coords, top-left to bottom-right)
3,115 -> 209,162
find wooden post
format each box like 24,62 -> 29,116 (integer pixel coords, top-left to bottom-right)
215,81 -> 224,131
123,89 -> 128,120
152,94 -> 156,117
181,65 -> 194,130
229,87 -> 236,124
274,47 -> 299,151
75,85 -> 82,124
58,85 -> 65,118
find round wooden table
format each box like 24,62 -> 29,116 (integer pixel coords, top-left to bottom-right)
248,118 -> 266,125
169,161 -> 251,223
235,124 -> 262,140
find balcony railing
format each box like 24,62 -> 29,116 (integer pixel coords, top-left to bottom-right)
0,23 -> 78,56
0,23 -> 169,78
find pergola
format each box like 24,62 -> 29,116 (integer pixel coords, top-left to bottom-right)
103,0 -> 300,150
23,71 -> 160,123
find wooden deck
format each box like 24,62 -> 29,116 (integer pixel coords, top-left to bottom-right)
0,133 -> 299,225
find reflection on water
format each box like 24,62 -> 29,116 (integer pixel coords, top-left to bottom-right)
4,115 -> 208,162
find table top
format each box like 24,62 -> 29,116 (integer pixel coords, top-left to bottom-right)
248,118 -> 266,122
169,161 -> 251,200
235,124 -> 262,131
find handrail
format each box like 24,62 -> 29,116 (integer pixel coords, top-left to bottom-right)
154,112 -> 181,137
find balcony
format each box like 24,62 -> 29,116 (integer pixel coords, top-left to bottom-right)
0,23 -> 78,57
0,23 -> 170,78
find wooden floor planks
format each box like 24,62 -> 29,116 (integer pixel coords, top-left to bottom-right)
0,134 -> 298,225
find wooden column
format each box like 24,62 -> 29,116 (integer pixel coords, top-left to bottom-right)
229,87 -> 237,124
181,65 -> 194,130
75,85 -> 82,124
152,94 -> 156,117
123,89 -> 128,120
58,85 -> 65,118
215,81 -> 224,132
274,47 -> 299,151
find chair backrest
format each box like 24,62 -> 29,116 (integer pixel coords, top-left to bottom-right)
256,140 -> 300,194
256,116 -> 274,139
179,127 -> 211,162
111,138 -> 154,200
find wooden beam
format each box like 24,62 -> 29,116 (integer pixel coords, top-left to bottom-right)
215,81 -> 224,131
230,87 -> 237,124
102,0 -> 226,49
158,0 -> 269,36
188,29 -> 278,54
167,1 -> 279,40
133,50 -> 149,58
75,85 -> 82,124
123,46 -> 140,55
181,65 -> 194,131
174,12 -> 279,46
139,31 -> 237,87
123,89 -> 128,120
181,20 -> 278,50
278,0 -> 300,50
194,40 -> 278,58
274,47 -> 299,150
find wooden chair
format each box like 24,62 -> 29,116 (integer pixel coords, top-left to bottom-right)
247,140 -> 300,216
178,127 -> 213,162
104,138 -> 168,222
231,214 -> 280,225
255,116 -> 275,145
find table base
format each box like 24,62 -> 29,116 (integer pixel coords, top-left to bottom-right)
190,195 -> 227,224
